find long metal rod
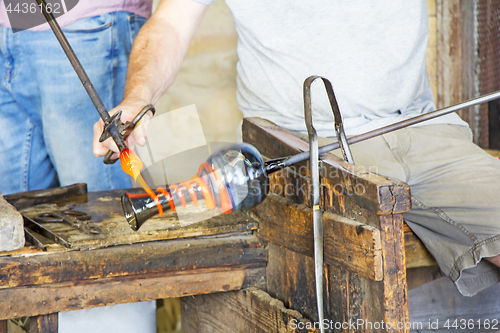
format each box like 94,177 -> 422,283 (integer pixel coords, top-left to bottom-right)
278,89 -> 500,168
304,77 -> 325,333
35,0 -> 127,151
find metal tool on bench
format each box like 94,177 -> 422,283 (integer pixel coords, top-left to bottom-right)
34,209 -> 101,235
23,215 -> 72,249
34,0 -> 154,164
304,76 -> 354,332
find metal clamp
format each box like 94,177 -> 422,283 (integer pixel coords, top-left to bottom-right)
102,104 -> 156,164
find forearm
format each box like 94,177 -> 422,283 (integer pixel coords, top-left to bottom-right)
122,0 -> 208,106
92,0 -> 209,157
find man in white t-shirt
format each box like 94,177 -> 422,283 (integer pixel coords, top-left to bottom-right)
93,0 -> 500,297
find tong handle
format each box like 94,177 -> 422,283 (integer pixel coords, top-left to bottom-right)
103,104 -> 156,165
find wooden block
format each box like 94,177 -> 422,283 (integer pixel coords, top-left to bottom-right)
0,194 -> 25,252
0,265 -> 266,320
28,314 -> 58,333
253,194 -> 383,280
242,117 -> 411,216
181,288 -> 319,333
404,223 -> 437,268
0,320 -> 6,333
9,189 -> 258,255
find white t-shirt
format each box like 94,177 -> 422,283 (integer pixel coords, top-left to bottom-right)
195,0 -> 467,136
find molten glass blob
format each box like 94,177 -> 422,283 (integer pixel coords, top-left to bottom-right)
119,148 -> 163,215
121,143 -> 269,231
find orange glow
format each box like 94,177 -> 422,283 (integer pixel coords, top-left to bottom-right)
120,148 -> 163,216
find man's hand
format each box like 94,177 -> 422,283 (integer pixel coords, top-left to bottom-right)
92,99 -> 153,158
91,0 -> 209,159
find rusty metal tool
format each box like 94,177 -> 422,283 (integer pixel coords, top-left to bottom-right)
23,215 -> 72,248
304,76 -> 353,331
35,209 -> 101,235
34,0 -> 154,164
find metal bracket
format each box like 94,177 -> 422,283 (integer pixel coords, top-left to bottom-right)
101,104 -> 156,164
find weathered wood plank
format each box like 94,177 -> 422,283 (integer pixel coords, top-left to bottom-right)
0,265 -> 266,320
1,189 -> 258,256
243,117 -> 411,216
28,314 -> 58,333
0,320 -> 6,333
406,266 -> 443,290
0,234 -> 266,289
379,214 -> 409,331
253,194 -> 383,281
181,288 -> 320,333
265,243 -> 323,324
404,224 -> 437,268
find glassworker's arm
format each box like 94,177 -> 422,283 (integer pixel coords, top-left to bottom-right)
92,0 -> 209,157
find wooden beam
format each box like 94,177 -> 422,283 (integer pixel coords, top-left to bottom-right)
28,314 -> 58,333
0,265 -> 266,320
181,288 -> 319,333
404,224 -> 437,268
243,117 -> 411,217
0,234 -> 266,289
253,194 -> 383,281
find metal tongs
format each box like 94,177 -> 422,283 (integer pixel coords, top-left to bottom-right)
304,76 -> 354,332
35,0 -> 154,164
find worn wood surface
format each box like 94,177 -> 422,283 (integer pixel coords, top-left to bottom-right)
0,320 -> 6,333
181,287 -> 319,333
27,314 -> 58,333
0,234 -> 266,290
1,188 -> 257,256
253,194 -> 383,281
0,265 -> 266,320
243,117 -> 411,217
243,118 -> 413,332
406,266 -> 443,290
0,185 -> 267,320
409,276 -> 500,331
403,224 -> 437,268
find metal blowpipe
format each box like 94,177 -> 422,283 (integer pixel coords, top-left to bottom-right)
265,89 -> 500,172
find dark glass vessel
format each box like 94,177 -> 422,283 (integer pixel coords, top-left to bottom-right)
122,143 -> 269,231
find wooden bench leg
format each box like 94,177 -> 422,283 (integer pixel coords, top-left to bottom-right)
28,314 -> 58,333
0,320 -> 7,333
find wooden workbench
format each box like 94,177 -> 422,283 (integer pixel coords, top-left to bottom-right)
1,118 -> 444,333
0,187 -> 268,332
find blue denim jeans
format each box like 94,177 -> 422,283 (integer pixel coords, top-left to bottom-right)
0,11 -> 146,195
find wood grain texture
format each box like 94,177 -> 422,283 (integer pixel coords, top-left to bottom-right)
253,194 -> 383,281
379,214 -> 409,331
0,265 -> 266,320
181,288 -> 320,333
242,117 -> 411,216
243,118 -> 413,332
0,234 -> 266,290
1,189 -> 258,256
27,314 -> 58,333
403,224 -> 437,268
